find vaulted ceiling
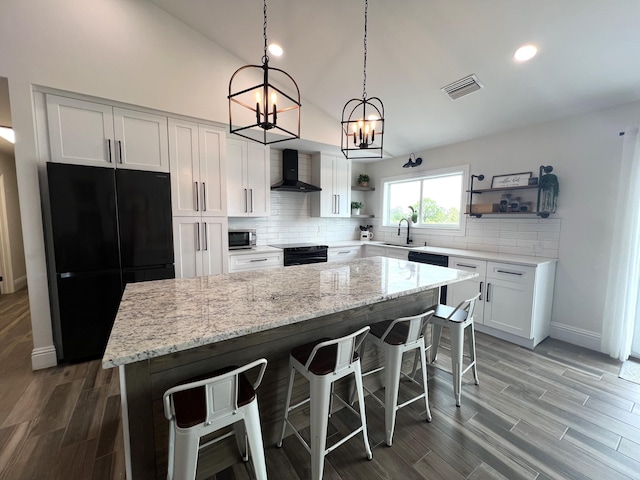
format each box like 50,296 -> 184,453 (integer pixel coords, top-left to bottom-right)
148,0 -> 640,159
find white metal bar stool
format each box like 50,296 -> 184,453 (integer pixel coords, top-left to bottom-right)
163,358 -> 268,480
360,310 -> 435,446
413,294 -> 480,406
277,326 -> 372,480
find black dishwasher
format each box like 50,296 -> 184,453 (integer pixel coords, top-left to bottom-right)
407,251 -> 449,304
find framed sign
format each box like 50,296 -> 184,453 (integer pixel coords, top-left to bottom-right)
491,172 -> 532,189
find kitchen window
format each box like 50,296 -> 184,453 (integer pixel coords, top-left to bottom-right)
382,165 -> 468,234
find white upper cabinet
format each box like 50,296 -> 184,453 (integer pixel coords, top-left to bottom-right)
310,153 -> 351,217
46,94 -> 169,172
168,119 -> 227,217
226,138 -> 270,217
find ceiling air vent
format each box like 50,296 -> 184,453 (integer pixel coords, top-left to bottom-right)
441,74 -> 484,100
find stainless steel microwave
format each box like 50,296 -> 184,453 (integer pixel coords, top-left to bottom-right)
228,229 -> 257,250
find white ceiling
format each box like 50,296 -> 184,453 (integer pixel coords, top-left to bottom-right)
148,0 -> 640,159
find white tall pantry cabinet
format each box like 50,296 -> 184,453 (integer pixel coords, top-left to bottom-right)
46,95 -> 169,172
168,119 -> 228,278
310,153 -> 351,217
226,139 -> 270,217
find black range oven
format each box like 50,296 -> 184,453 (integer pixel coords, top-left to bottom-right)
270,243 -> 328,266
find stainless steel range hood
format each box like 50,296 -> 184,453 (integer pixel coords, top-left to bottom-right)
270,149 -> 322,192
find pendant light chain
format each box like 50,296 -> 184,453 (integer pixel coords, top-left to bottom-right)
228,0 -> 301,144
262,0 -> 269,63
362,0 -> 368,101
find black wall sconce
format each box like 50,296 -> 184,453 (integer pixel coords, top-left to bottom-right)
402,153 -> 422,168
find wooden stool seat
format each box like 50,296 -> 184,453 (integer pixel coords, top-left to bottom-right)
172,367 -> 256,428
163,359 -> 268,480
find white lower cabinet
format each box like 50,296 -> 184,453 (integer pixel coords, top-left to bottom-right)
364,244 -> 409,260
228,251 -> 283,273
327,246 -> 361,263
363,245 -> 386,257
446,258 -> 486,324
447,256 -> 555,348
173,217 -> 228,278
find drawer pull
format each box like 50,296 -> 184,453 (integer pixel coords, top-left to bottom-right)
338,251 -> 350,254
479,281 -> 483,301
496,269 -> 523,276
250,258 -> 268,262
455,263 -> 477,269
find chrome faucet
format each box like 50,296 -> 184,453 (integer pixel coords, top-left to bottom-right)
398,218 -> 412,245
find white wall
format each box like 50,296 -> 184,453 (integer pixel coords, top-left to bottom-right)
0,150 -> 26,291
367,101 -> 640,351
0,0 -> 340,369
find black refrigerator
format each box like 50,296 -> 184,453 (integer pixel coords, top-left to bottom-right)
46,163 -> 175,362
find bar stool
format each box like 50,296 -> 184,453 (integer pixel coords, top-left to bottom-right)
163,358 -> 268,480
413,293 -> 480,406
277,326 -> 372,480
360,310 -> 435,446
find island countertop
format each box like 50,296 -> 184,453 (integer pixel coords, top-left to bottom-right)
102,256 -> 477,368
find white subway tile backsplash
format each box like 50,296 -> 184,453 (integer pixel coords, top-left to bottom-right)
228,150 -> 561,257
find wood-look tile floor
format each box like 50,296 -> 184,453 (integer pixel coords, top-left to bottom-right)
2,287 -> 640,479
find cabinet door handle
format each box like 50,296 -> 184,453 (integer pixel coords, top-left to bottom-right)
194,182 -> 199,211
196,222 -> 200,251
479,281 -> 483,301
107,139 -> 112,163
201,183 -> 206,212
203,222 -> 208,251
250,258 -> 268,262
244,188 -> 248,213
455,263 -> 477,269
337,194 -> 340,214
118,140 -> 123,164
496,269 -> 523,276
486,283 -> 491,302
250,189 -> 254,213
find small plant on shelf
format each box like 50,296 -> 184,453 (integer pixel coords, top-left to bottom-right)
357,174 -> 370,187
351,202 -> 363,215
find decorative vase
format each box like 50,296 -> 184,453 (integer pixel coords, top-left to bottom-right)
351,208 -> 361,216
359,181 -> 368,187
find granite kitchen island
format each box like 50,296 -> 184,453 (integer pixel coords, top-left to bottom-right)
102,256 -> 477,479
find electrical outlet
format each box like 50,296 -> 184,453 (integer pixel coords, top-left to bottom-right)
531,241 -> 544,253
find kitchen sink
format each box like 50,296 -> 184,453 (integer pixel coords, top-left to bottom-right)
381,243 -> 421,249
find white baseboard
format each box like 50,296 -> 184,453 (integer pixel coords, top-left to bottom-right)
550,322 -> 602,352
31,345 -> 58,370
14,275 -> 27,291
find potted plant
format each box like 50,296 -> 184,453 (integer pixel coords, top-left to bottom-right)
358,174 -> 370,187
408,206 -> 418,223
351,201 -> 363,215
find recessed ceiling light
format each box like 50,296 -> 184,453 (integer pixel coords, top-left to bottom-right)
0,126 -> 15,144
514,44 -> 538,62
268,43 -> 283,57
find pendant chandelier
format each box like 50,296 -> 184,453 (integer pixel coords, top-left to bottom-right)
228,0 -> 301,145
341,0 -> 384,159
